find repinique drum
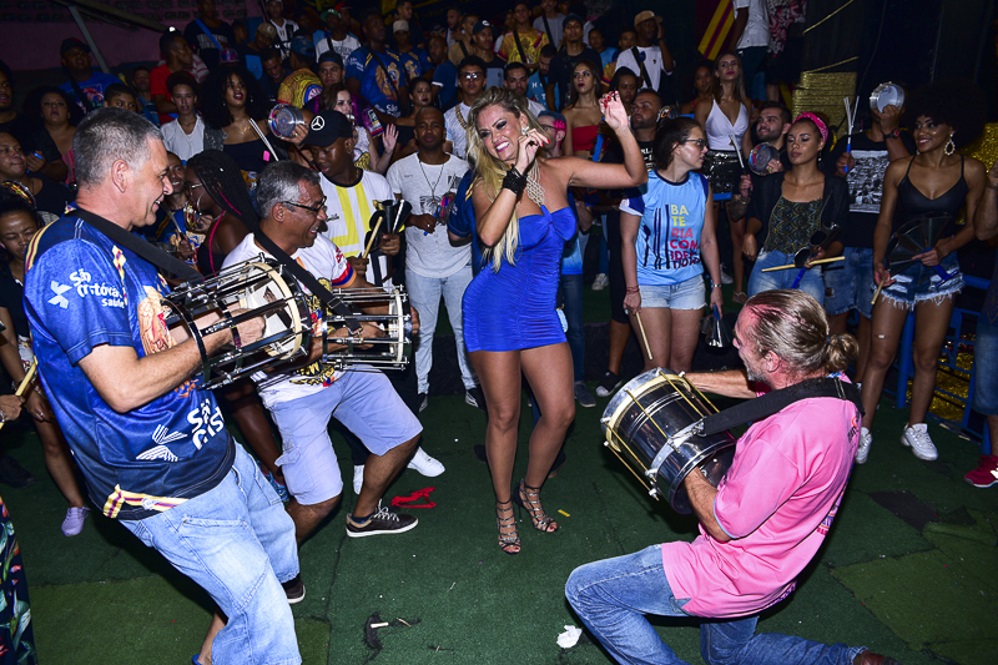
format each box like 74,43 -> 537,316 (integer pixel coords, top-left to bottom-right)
321,287 -> 412,371
163,259 -> 312,388
601,369 -> 736,514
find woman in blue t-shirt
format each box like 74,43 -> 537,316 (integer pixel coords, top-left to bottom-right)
620,117 -> 723,371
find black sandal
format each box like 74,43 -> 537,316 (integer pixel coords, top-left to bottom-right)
513,479 -> 559,533
495,500 -> 521,555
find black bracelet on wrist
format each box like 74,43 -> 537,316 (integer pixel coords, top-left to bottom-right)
502,166 -> 527,195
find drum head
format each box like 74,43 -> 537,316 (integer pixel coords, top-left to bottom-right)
869,82 -> 905,113
237,262 -> 305,357
268,104 -> 305,139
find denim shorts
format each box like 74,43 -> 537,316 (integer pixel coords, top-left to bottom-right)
270,368 -> 423,505
882,252 -> 963,310
823,247 -> 875,318
638,275 -> 706,310
748,250 -> 824,305
975,313 -> 998,415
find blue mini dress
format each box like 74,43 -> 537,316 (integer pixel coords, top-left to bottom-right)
463,205 -> 577,352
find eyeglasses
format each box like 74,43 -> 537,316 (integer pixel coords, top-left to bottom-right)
683,138 -> 707,148
283,197 -> 327,215
461,72 -> 483,80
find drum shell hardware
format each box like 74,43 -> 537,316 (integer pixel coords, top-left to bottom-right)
601,369 -> 736,514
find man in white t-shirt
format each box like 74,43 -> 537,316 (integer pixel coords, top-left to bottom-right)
444,56 -> 487,160
264,0 -> 299,59
387,107 -> 478,408
223,161 -> 422,544
614,10 -> 676,95
303,109 -> 447,485
315,7 -> 362,63
729,0 -> 770,100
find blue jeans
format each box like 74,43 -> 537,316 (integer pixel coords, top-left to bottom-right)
749,250 -> 825,305
122,444 -> 300,664
975,312 -> 998,415
566,545 -> 865,665
406,265 -> 476,392
559,273 -> 585,381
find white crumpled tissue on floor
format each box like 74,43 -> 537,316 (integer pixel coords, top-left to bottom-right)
557,624 -> 583,648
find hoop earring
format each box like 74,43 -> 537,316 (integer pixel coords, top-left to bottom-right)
944,134 -> 956,156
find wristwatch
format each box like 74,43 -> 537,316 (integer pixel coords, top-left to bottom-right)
884,129 -> 902,140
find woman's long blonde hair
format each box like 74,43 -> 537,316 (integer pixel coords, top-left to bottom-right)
466,87 -> 544,272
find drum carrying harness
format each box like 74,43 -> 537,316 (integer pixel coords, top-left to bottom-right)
694,377 -> 864,438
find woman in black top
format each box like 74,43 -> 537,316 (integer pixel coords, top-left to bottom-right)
858,83 -> 987,465
743,113 -> 847,305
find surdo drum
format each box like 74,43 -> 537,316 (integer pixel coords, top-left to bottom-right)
601,369 -> 736,514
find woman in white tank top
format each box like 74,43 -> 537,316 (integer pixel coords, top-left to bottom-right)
694,50 -> 754,297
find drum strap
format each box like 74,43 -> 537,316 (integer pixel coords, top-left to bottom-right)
75,209 -> 204,283
235,217 -> 363,332
696,378 -> 863,437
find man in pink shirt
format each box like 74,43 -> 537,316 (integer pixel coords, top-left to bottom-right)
566,289 -> 899,665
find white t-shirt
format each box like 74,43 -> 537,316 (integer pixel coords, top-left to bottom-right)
270,18 -> 299,58
533,13 -> 565,49
222,232 -> 354,408
615,45 -> 673,91
386,153 -> 471,278
161,116 -> 205,162
443,102 -> 473,159
318,170 -> 395,286
315,33 -> 362,63
734,0 -> 770,49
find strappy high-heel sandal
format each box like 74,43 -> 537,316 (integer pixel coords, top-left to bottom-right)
513,479 -> 559,533
495,500 -> 521,555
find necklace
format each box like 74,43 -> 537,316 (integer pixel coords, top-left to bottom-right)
417,155 -> 446,202
454,104 -> 470,131
525,163 -> 545,207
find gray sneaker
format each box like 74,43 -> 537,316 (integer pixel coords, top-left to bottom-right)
901,423 -> 938,461
855,427 -> 872,465
346,506 -> 418,538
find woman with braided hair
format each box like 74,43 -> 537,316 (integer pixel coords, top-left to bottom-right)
184,150 -> 288,498
185,149 -> 256,277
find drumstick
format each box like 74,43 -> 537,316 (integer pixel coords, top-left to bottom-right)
0,360 -> 37,433
633,311 -> 653,361
760,256 -> 846,272
870,280 -> 885,306
361,215 -> 385,260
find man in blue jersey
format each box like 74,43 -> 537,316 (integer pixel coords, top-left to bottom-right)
23,108 -> 301,664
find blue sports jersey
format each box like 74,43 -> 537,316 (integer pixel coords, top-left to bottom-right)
24,214 -> 233,520
345,45 -> 406,116
620,171 -> 710,286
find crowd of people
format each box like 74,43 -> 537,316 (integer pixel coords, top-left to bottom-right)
0,0 -> 995,663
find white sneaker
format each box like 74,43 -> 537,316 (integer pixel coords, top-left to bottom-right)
353,465 -> 364,495
591,273 -> 609,291
407,447 -> 445,477
901,423 -> 938,461
856,427 -> 872,464
61,506 -> 90,536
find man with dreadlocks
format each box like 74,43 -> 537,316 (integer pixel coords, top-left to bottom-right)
23,108 -> 302,663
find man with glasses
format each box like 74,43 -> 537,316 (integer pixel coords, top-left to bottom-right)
223,159 -> 423,543
444,57 -> 487,160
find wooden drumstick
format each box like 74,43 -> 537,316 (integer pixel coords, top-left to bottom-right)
633,311 -> 653,361
361,215 -> 385,260
870,280 -> 885,306
761,256 -> 845,272
0,360 -> 37,433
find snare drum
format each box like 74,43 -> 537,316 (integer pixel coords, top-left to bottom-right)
601,369 -> 736,514
163,259 -> 312,388
321,287 -> 412,371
